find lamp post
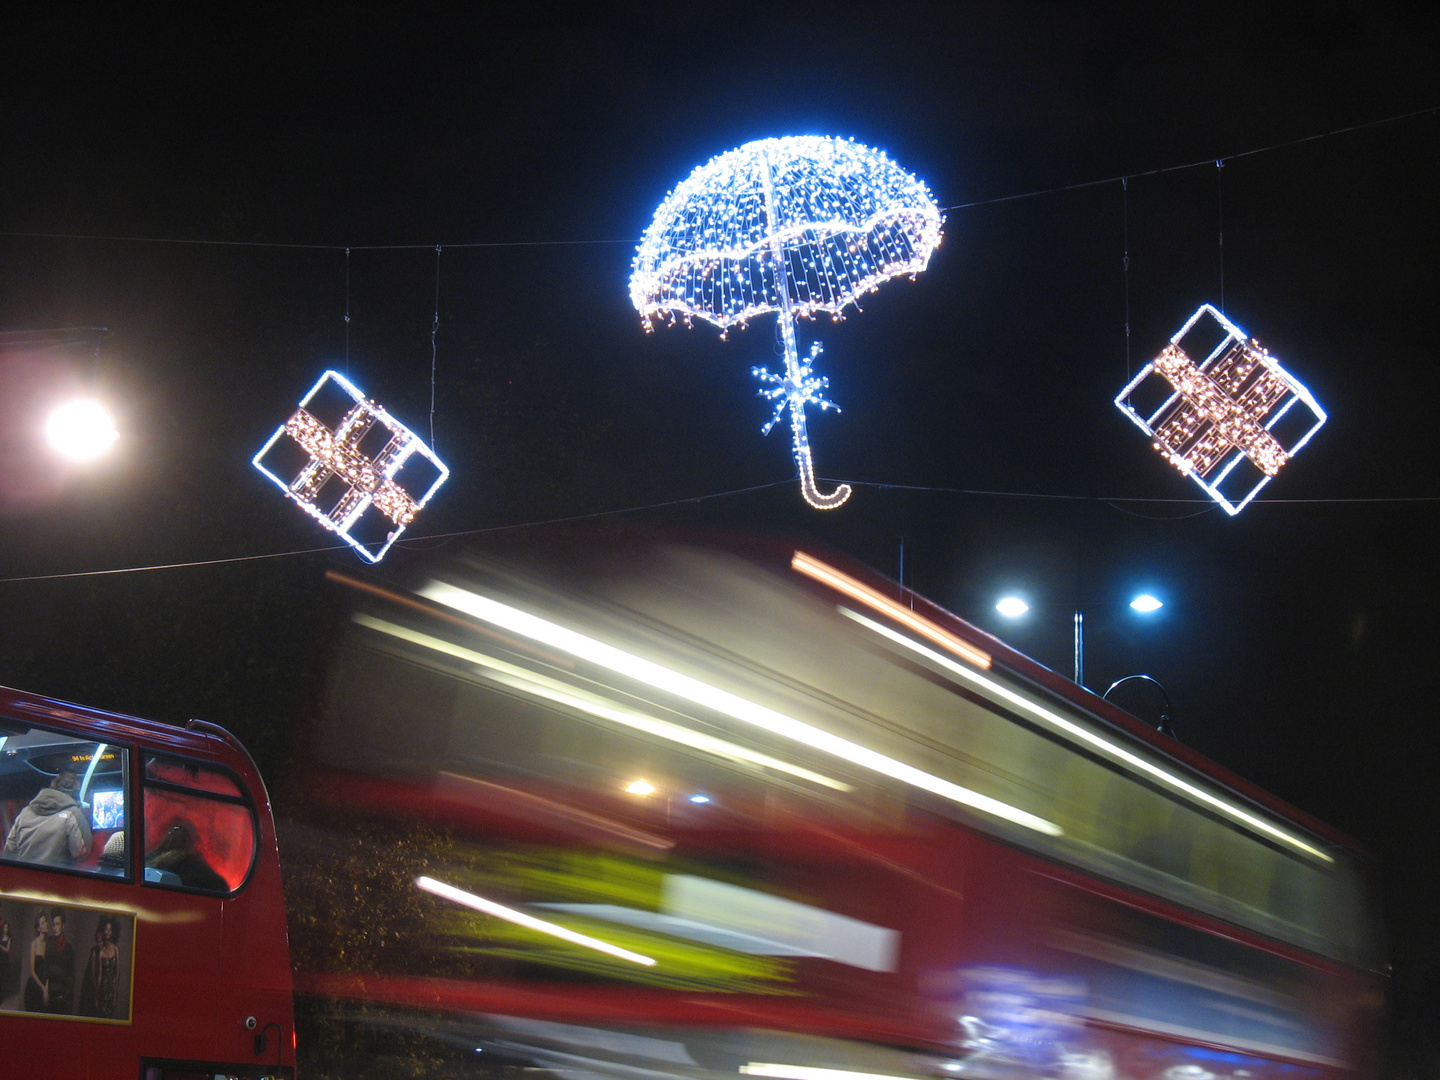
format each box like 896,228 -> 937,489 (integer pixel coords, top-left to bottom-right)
995,593 -> 1164,688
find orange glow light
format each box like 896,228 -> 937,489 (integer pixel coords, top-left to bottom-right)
791,552 -> 991,670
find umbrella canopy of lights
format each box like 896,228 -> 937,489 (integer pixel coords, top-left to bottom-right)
631,135 -> 943,509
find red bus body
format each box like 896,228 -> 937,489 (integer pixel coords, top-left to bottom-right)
282,530 -> 1385,1080
0,688 -> 295,1079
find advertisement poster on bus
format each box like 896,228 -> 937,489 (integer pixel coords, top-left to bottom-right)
0,895 -> 134,1024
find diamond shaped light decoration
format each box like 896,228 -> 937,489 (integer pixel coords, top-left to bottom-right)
253,370 -> 448,561
1115,305 -> 1326,515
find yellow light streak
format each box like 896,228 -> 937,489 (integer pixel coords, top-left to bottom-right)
417,582 -> 1059,837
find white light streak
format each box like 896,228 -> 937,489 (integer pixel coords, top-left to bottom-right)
742,1065 -> 919,1080
253,370 -> 448,563
837,606 -> 1332,863
791,552 -> 992,670
419,581 -> 1056,836
45,399 -> 117,460
1115,305 -> 1326,516
1129,594 -> 1163,613
995,597 -> 1030,618
351,613 -> 851,792
416,876 -> 656,966
630,136 -> 943,511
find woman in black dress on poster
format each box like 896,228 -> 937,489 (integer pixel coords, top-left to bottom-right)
23,911 -> 48,1012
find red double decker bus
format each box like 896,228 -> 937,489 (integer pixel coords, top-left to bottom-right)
0,689 -> 295,1079
283,528 -> 1385,1080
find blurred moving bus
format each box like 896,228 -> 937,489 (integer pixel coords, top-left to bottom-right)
0,688 -> 294,1079
285,528 -> 1384,1080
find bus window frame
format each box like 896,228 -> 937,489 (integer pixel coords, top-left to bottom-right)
140,752 -> 261,898
0,717 -> 135,885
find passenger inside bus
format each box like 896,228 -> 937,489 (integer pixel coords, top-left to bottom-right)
2,765 -> 93,868
144,819 -> 228,892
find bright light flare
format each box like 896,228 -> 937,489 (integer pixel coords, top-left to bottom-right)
351,613 -> 851,792
995,597 -> 1029,618
624,779 -> 657,796
416,875 -> 656,966
1129,594 -> 1163,613
45,399 -> 118,460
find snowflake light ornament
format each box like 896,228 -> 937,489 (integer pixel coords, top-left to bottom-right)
1115,305 -> 1326,515
631,135 -> 943,509
253,370 -> 448,561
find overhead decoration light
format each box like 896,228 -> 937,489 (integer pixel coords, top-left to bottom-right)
253,370 -> 448,562
45,399 -> 118,460
1129,594 -> 1163,613
1115,305 -> 1326,516
995,597 -> 1030,619
630,135 -> 943,510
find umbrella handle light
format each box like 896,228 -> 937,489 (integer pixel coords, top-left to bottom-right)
795,440 -> 852,509
781,338 -> 851,511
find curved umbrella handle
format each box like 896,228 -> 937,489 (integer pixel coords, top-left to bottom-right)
789,396 -> 853,510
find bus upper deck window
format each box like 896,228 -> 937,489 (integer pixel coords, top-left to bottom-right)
141,754 -> 257,895
0,719 -> 131,879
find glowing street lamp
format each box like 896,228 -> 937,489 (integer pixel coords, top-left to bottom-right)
44,399 -> 118,460
994,593 -> 1164,688
994,596 -> 1030,618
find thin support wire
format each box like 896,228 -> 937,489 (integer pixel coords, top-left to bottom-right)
1122,177 -> 1131,379
1216,159 -> 1225,313
430,245 -> 441,451
343,247 -> 351,377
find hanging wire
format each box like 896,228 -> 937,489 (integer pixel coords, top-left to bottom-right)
430,244 -> 441,450
1,106 -> 1433,255
1216,159 -> 1225,312
343,247 -> 352,377
1121,177 -> 1131,379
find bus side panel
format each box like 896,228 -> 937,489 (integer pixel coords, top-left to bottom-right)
217,794 -> 296,1069
0,863 -> 221,1080
952,837 -> 1383,1080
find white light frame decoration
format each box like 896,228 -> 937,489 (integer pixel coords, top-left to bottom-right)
1115,304 -> 1326,515
253,369 -> 449,562
630,135 -> 943,510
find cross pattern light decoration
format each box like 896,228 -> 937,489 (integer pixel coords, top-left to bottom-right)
630,135 -> 942,510
1115,304 -> 1326,515
253,370 -> 448,562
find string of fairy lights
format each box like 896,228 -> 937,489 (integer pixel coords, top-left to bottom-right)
2,106 -> 1435,560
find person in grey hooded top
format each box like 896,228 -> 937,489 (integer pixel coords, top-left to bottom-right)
3,766 -> 93,866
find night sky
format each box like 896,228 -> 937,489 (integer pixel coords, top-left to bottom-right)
2,5 -> 1437,1071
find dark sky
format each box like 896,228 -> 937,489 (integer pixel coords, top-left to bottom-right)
2,4 -> 1438,1069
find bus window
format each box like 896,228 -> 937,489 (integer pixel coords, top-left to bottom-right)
142,754 -> 257,894
0,718 -> 130,879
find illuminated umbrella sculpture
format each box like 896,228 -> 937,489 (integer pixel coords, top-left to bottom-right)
630,136 -> 943,509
